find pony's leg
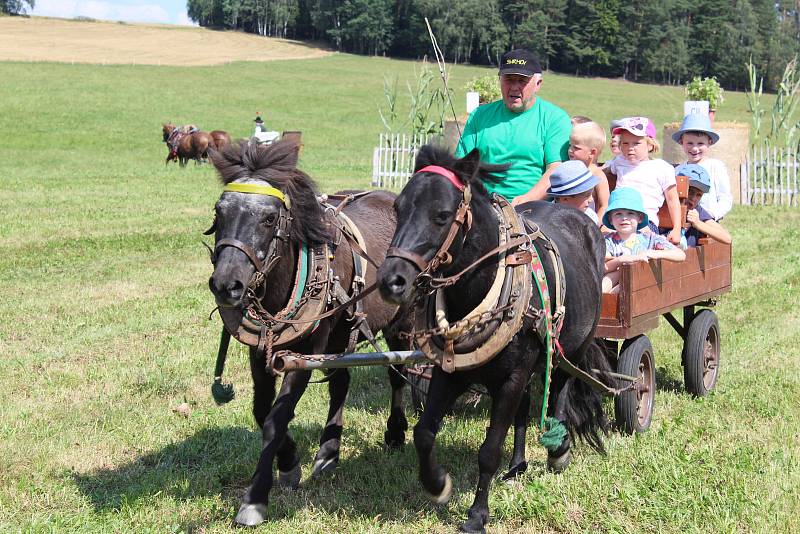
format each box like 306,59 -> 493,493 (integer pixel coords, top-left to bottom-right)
415,368 -> 466,503
461,376 -> 527,534
249,349 -> 301,489
383,325 -> 410,447
249,348 -> 277,428
310,369 -> 351,478
502,383 -> 531,480
384,364 -> 408,447
234,368 -> 312,527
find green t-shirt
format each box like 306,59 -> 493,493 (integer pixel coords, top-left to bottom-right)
455,98 -> 571,200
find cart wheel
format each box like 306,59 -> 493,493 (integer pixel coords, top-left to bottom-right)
683,309 -> 720,397
614,335 -> 655,434
408,364 -> 432,415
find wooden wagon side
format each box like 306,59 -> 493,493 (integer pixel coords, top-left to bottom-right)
597,239 -> 732,340
596,239 -> 732,434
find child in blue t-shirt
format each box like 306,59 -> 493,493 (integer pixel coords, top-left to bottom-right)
676,163 -> 732,248
602,188 -> 686,293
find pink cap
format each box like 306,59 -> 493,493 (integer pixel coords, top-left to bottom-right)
612,116 -> 656,138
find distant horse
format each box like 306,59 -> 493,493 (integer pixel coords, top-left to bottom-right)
210,130 -> 231,150
377,145 -> 611,533
207,140 -> 412,527
162,123 -> 212,166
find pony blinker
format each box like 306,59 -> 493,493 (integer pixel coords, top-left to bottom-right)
224,182 -> 291,209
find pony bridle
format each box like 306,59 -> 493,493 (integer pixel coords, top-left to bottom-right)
386,165 -> 473,285
207,181 -> 292,290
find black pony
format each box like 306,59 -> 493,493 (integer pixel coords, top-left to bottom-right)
207,140 -> 411,526
377,146 -> 611,533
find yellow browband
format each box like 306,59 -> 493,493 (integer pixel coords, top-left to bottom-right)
223,183 -> 291,208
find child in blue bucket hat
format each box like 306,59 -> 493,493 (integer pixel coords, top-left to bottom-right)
547,160 -> 600,224
602,188 -> 685,293
676,163 -> 732,248
672,113 -> 732,220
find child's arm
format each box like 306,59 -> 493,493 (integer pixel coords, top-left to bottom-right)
686,210 -> 732,244
605,253 -> 648,273
645,248 -> 686,262
592,168 -> 610,223
664,185 -> 682,245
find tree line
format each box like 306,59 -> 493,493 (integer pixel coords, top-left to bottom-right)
189,0 -> 798,91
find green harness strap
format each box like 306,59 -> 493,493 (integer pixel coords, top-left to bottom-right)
528,242 -> 568,452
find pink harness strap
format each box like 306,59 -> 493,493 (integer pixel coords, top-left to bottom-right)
417,165 -> 465,191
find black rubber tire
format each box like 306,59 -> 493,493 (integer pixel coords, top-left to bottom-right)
614,335 -> 655,434
408,364 -> 431,415
683,309 -> 720,397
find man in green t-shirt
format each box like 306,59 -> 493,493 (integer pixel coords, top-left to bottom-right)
455,49 -> 571,205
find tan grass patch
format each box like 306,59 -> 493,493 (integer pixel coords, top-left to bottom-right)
0,17 -> 331,66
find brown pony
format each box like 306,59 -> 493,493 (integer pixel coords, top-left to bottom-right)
162,123 -> 213,167
210,130 -> 231,150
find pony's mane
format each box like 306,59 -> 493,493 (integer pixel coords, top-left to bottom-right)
210,140 -> 331,246
413,144 -> 507,196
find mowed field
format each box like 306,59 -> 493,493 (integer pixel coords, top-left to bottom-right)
0,17 -> 331,65
1,19 -> 799,533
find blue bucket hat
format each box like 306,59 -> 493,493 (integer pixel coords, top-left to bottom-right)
671,113 -> 719,145
675,163 -> 711,193
603,188 -> 649,230
547,160 -> 598,197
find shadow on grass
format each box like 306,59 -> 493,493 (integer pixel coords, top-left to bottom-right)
72,426 -> 266,511
72,367 -> 552,527
70,417 -> 514,528
655,365 -> 684,394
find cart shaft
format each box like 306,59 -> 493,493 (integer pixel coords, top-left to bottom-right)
273,350 -> 429,372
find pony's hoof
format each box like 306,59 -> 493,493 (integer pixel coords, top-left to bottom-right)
384,430 -> 405,449
234,503 -> 267,527
547,449 -> 572,473
459,510 -> 488,533
278,462 -> 302,490
459,523 -> 486,534
501,461 -> 528,482
310,456 -> 338,478
424,473 -> 452,505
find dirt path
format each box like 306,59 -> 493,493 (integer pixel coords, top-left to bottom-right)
0,17 -> 331,66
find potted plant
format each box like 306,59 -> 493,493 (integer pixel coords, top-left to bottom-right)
685,76 -> 725,122
464,75 -> 501,105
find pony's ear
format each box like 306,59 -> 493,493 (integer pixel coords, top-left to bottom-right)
454,148 -> 482,183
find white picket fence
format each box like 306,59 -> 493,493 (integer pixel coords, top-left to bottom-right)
741,145 -> 800,206
371,133 -> 430,188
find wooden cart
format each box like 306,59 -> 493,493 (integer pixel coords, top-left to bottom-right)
597,239 -> 732,434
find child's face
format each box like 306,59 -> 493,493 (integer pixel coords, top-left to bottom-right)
556,190 -> 593,211
609,209 -> 643,233
680,132 -> 711,163
686,186 -> 704,209
610,135 -> 620,154
568,140 -> 596,165
619,132 -> 650,163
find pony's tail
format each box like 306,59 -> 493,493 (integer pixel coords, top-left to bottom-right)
553,341 -> 613,453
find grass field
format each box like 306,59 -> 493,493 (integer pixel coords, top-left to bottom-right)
1,34 -> 799,533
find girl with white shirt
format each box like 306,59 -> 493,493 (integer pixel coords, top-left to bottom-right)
603,117 -> 683,245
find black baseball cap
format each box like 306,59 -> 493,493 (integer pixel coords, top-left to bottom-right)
498,49 -> 542,77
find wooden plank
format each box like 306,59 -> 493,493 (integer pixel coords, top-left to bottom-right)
600,292 -> 618,320
596,316 -> 660,340
629,266 -> 731,317
628,241 -> 731,292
